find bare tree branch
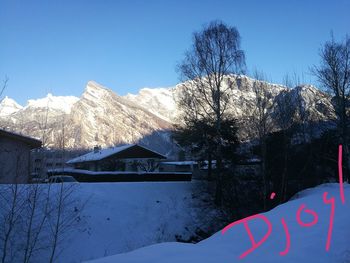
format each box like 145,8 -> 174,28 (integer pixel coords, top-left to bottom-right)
176,20 -> 246,206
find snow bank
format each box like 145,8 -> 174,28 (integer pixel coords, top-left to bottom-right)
88,184 -> 350,263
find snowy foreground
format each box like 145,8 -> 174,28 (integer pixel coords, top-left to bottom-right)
60,182 -> 209,262
88,184 -> 350,263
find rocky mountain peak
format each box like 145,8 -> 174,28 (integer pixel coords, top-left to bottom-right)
295,84 -> 318,94
83,81 -> 114,101
0,96 -> 23,116
0,96 -> 22,108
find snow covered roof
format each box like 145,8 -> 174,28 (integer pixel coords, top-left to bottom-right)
67,144 -> 166,164
160,161 -> 197,166
0,129 -> 41,149
47,167 -> 191,175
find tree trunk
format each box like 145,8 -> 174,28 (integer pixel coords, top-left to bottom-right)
214,145 -> 223,206
280,131 -> 289,203
261,138 -> 268,210
214,101 -> 223,206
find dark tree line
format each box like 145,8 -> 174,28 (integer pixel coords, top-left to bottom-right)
174,21 -> 349,221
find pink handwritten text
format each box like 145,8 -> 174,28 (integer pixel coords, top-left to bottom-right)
222,145 -> 346,259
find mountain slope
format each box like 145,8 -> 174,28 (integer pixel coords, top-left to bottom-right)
69,81 -> 172,148
0,81 -> 173,152
125,86 -> 178,122
0,75 -> 336,152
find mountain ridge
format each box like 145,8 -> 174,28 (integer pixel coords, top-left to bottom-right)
0,75 -> 336,155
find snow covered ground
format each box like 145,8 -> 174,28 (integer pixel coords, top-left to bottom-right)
88,183 -> 350,263
1,181 -> 221,263
58,181 -> 214,262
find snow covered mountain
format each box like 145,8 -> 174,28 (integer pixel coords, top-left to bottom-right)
222,75 -> 334,121
0,96 -> 23,116
0,81 -> 174,154
25,93 -> 79,114
68,81 -> 173,152
125,86 -> 178,122
0,75 -> 336,153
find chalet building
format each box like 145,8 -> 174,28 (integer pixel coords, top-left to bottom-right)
0,129 -> 41,183
67,144 -> 167,172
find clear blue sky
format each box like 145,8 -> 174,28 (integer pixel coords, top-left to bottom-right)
0,0 -> 349,105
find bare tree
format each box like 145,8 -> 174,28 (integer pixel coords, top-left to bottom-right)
312,34 -> 350,181
274,75 -> 298,202
132,159 -> 159,172
0,186 -> 25,263
0,77 -> 9,130
0,153 -> 28,263
0,177 -> 81,263
0,77 -> 8,101
21,183 -> 53,263
177,20 -> 245,205
250,71 -> 276,209
47,183 -> 78,263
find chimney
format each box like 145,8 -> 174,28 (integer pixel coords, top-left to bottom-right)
93,145 -> 100,153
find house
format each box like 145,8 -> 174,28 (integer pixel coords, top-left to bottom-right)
55,144 -> 192,182
67,144 -> 167,172
0,129 -> 42,183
